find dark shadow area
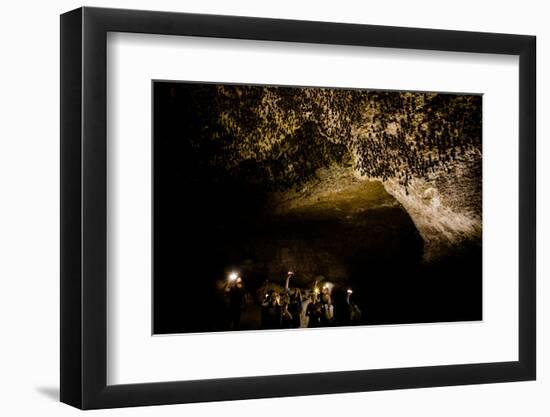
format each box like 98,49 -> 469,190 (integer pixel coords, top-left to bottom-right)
35,386 -> 59,401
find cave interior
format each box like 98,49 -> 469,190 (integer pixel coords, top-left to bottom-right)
153,81 -> 482,334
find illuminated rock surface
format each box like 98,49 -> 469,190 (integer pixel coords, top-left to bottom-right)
384,157 -> 482,261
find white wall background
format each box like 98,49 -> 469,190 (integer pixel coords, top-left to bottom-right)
0,0 -> 546,415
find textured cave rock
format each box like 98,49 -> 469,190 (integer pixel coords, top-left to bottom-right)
383,156 -> 482,261
254,165 -> 423,286
161,83 -> 483,265
267,162 -> 482,264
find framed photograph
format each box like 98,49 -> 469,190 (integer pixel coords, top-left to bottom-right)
60,6 -> 536,409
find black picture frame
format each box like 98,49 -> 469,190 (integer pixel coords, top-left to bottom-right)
60,6 -> 536,410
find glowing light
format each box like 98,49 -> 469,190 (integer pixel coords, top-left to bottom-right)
228,272 -> 238,281
347,289 -> 353,294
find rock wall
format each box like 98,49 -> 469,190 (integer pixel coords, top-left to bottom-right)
383,156 -> 482,261
267,161 -> 482,264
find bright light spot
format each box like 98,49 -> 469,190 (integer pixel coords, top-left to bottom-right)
228,272 -> 238,281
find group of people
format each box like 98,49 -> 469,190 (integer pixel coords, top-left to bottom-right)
223,272 -> 362,330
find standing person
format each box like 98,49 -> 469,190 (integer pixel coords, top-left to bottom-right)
225,275 -> 246,330
288,289 -> 303,328
320,292 -> 335,326
346,289 -> 362,324
285,271 -> 303,328
261,291 -> 282,329
281,300 -> 294,329
306,289 -> 322,328
350,303 -> 362,323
